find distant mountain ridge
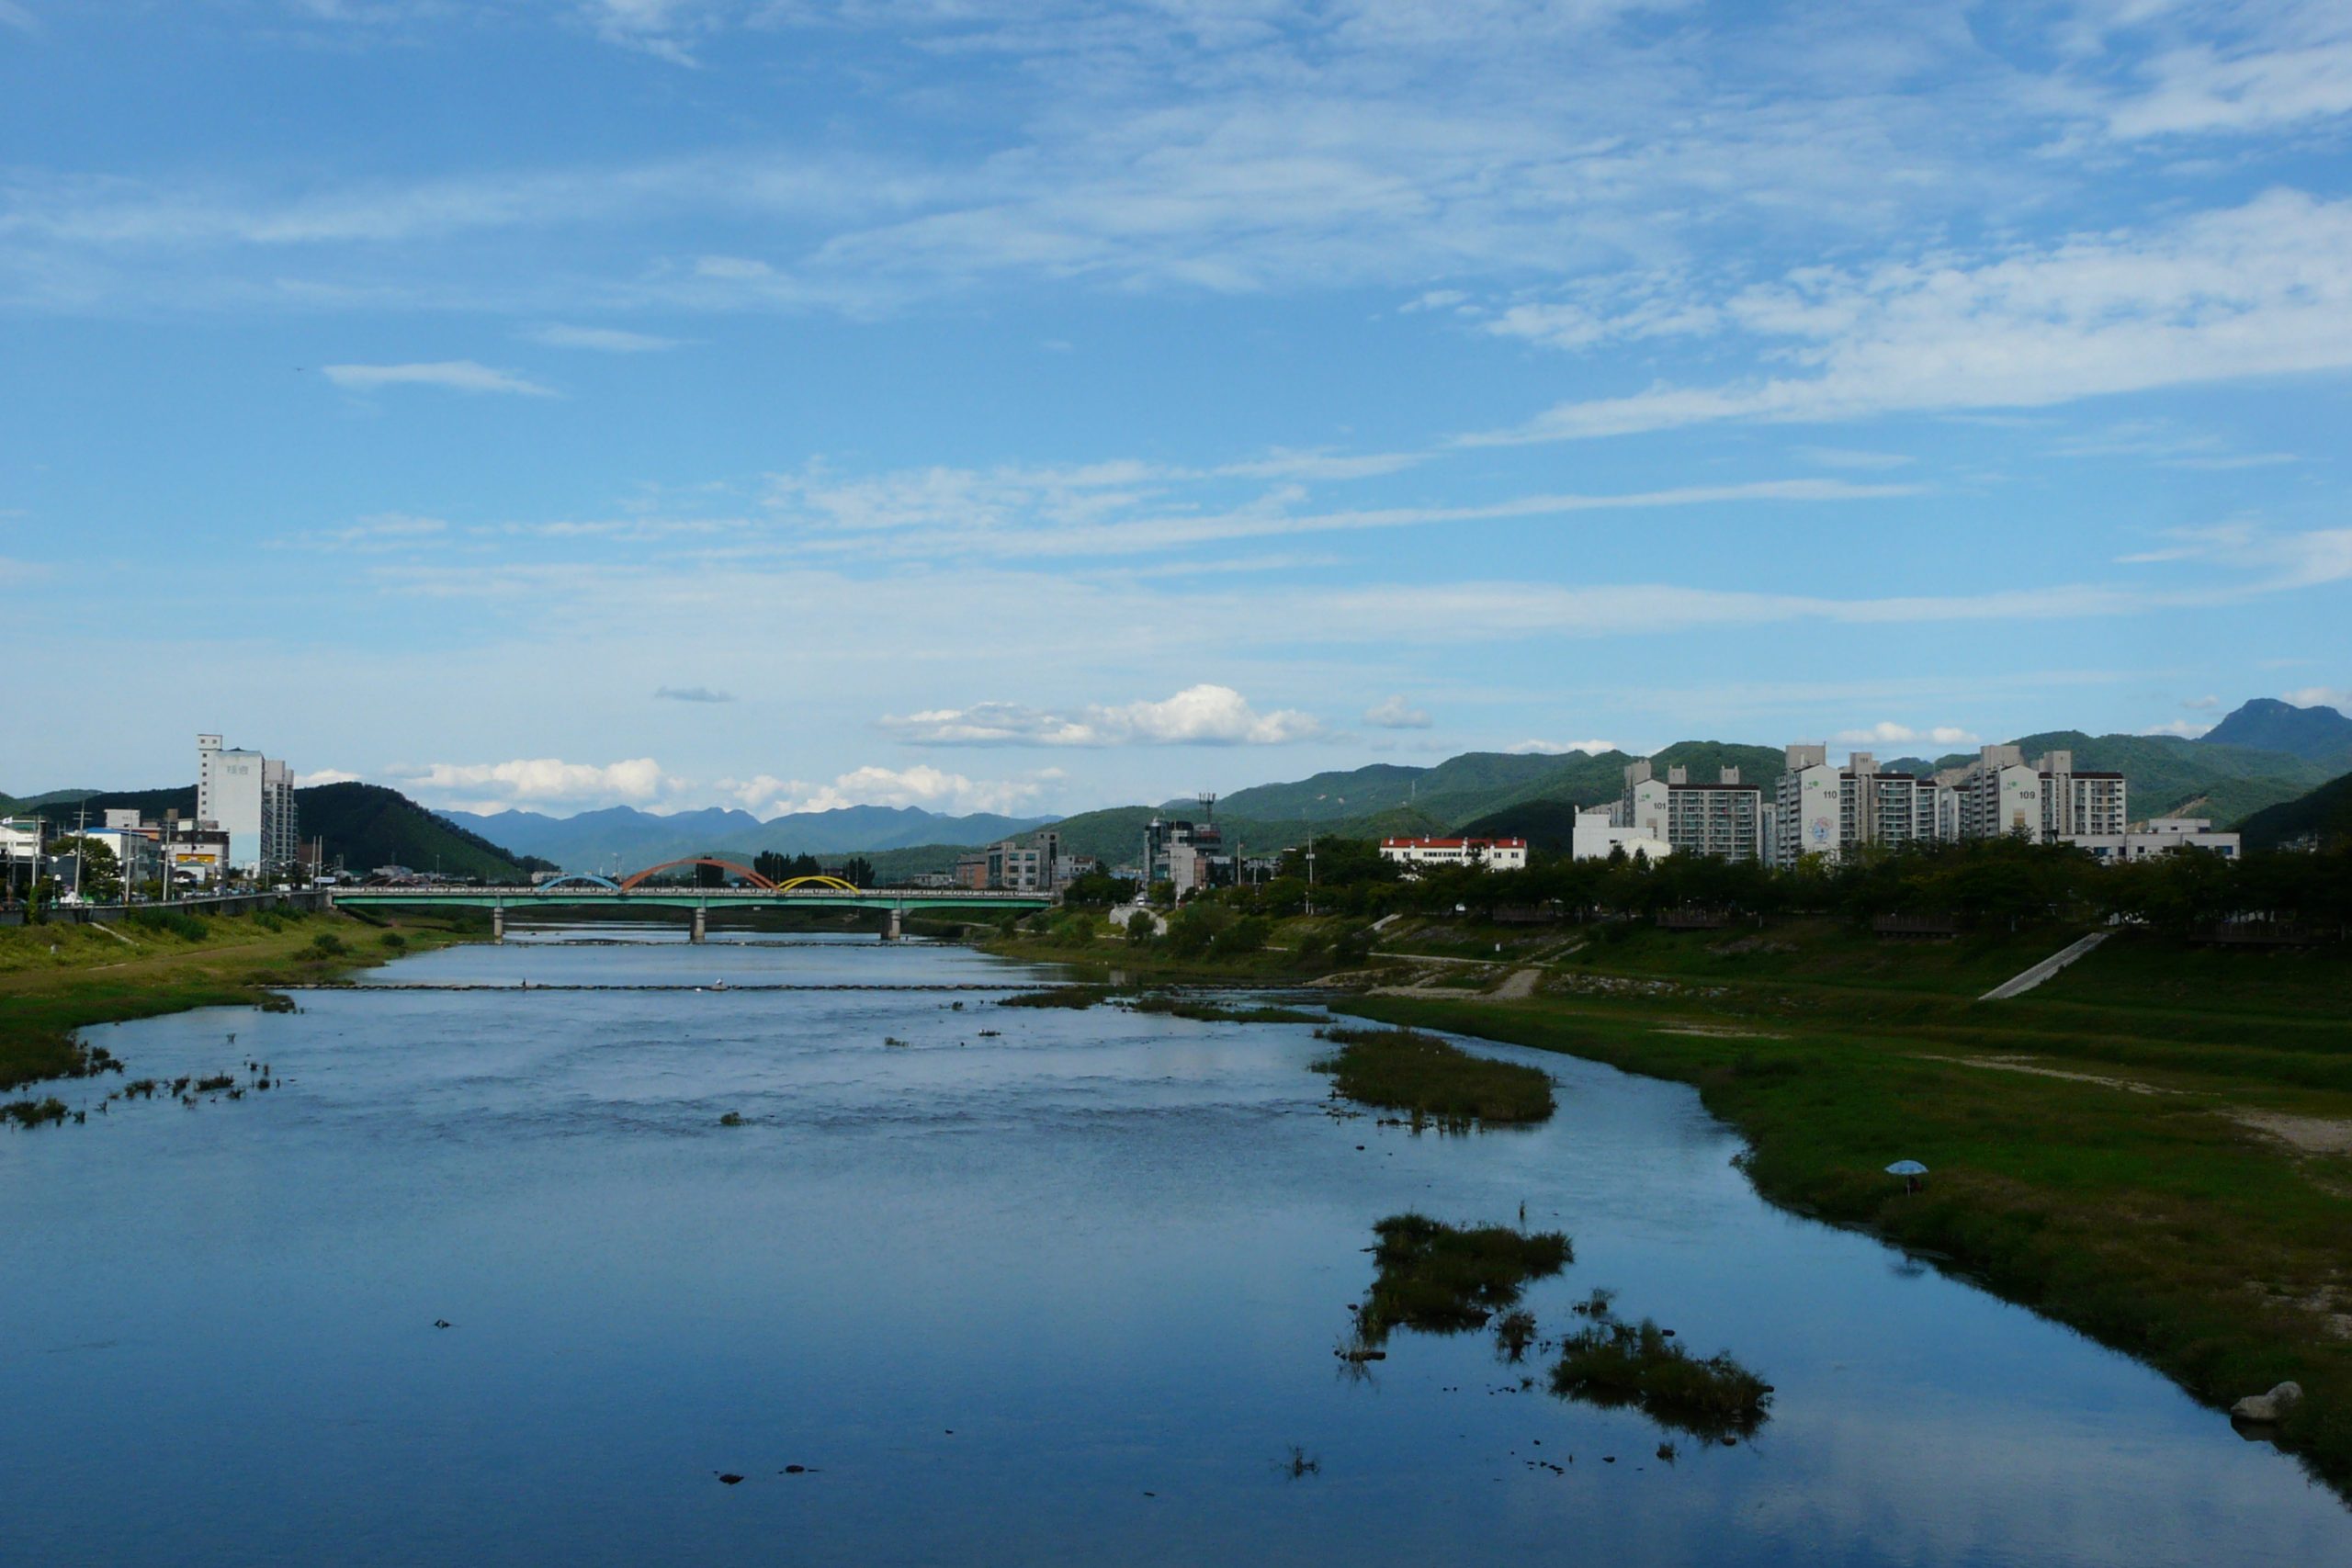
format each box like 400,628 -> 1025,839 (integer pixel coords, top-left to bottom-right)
2199,697 -> 2352,764
438,803 -> 1059,873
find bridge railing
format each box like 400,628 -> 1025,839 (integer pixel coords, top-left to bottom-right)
328,884 -> 1052,900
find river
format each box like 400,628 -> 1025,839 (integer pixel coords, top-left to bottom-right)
6,928 -> 2346,1566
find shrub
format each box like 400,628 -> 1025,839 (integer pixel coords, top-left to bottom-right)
1358,1213 -> 1571,1343
1550,1317 -> 1772,1438
379,931 -> 408,951
3,1097 -> 71,1130
1312,1026 -> 1555,1126
1208,915 -> 1271,959
1000,987 -> 1107,1010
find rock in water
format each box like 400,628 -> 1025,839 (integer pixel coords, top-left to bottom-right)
2231,1382 -> 2304,1423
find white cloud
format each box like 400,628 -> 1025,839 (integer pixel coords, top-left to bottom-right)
288,513 -> 448,550
393,756 -> 675,809
321,360 -> 557,396
1504,738 -> 1616,755
720,764 -> 1049,817
526,322 -> 683,353
1831,722 -> 1978,747
1470,192 -> 2352,443
2281,685 -> 2352,714
2120,523 -> 2352,588
2102,12 -> 2352,140
764,458 -> 1917,561
294,768 -> 363,786
1363,694 -> 1432,729
2143,719 -> 2213,739
2182,694 -> 2222,711
653,684 -> 734,703
0,2 -> 36,35
883,684 -> 1323,746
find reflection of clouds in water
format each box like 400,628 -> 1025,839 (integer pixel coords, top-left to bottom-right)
1739,1393 -> 2351,1565
38,932 -> 2352,1567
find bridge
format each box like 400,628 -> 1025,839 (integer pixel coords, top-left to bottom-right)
327,858 -> 1055,942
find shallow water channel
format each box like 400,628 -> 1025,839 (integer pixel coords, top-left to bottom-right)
7,928 -> 2348,1566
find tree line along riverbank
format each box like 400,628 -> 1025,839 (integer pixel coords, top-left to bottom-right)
982,906 -> 2352,1495
0,906 -> 486,1092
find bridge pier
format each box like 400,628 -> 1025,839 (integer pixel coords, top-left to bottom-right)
492,902 -> 505,944
885,907 -> 902,942
691,905 -> 707,944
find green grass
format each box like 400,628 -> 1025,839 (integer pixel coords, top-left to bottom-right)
1338,985 -> 2352,1496
1313,1025 -> 1556,1126
1125,995 -> 1323,1024
0,909 -> 480,1091
1355,1213 -> 1572,1344
1551,1316 -> 1772,1439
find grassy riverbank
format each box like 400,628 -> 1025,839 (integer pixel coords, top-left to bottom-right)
990,908 -> 2352,1488
0,908 -> 484,1091
1331,938 -> 2352,1493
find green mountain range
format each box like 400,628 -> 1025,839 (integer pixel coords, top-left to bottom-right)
2199,697 -> 2352,764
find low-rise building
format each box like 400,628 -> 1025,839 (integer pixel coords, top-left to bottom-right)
2067,817 -> 2241,863
1147,817 -> 1229,897
1378,836 -> 1530,873
1570,808 -> 1673,862
3,815 -> 49,899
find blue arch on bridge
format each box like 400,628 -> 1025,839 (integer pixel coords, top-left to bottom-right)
534,873 -> 622,894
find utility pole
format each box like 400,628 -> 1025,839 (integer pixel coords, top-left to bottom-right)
1305,829 -> 1316,917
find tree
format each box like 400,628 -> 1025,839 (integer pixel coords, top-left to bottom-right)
54,836 -> 122,904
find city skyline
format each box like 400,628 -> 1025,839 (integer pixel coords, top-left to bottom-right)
6,3 -> 2350,818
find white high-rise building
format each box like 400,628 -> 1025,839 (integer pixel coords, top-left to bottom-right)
1941,745 -> 2125,845
197,733 -> 299,874
1772,745 -> 1950,865
1620,760 -> 1764,862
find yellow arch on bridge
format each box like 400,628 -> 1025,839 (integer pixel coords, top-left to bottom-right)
774,874 -> 864,892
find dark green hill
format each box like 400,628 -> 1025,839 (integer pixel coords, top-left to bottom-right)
2238,771 -> 2352,852
2002,731 -> 2334,824
1197,752 -> 1583,824
1454,799 -> 1589,854
26,782 -> 547,880
2200,698 -> 2352,764
300,783 -> 553,878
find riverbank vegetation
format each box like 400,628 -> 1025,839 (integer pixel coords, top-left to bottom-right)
1551,1316 -> 1772,1439
1355,1213 -> 1571,1343
986,861 -> 2350,1492
1125,995 -> 1321,1024
1313,1025 -> 1555,1126
0,908 -> 481,1092
1340,982 -> 2352,1493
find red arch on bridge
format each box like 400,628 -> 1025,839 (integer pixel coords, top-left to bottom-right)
616,857 -> 777,890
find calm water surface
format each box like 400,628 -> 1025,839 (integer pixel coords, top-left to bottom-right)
6,928 -> 2346,1566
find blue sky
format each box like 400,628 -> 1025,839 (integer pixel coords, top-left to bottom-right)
4,0 -> 2349,819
